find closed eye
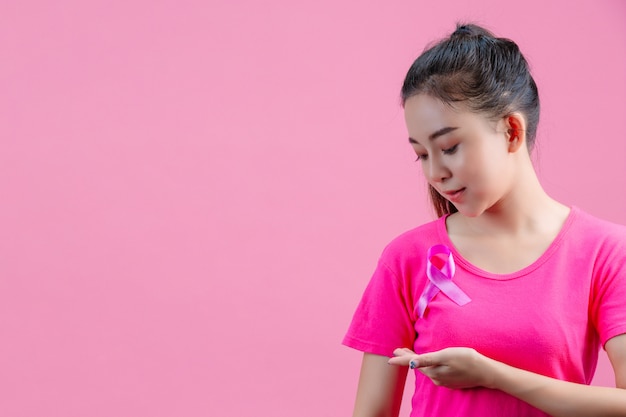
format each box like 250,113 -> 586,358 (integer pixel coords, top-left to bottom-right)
443,144 -> 458,155
415,153 -> 428,162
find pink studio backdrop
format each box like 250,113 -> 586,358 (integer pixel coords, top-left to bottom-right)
1,1 -> 624,416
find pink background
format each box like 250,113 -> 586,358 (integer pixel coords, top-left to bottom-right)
1,1 -> 624,416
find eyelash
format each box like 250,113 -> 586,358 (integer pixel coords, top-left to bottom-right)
415,144 -> 459,162
443,144 -> 459,155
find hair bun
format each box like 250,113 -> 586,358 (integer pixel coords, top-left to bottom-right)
451,23 -> 493,39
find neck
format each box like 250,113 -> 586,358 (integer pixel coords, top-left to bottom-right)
463,157 -> 569,235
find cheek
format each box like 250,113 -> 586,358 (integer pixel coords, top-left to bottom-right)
474,143 -> 507,171
456,150 -> 487,179
461,150 -> 507,188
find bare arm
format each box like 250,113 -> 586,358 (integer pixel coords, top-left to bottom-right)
488,334 -> 626,417
388,334 -> 626,417
352,353 -> 408,417
608,333 -> 626,388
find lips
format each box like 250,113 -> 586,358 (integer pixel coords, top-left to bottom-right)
441,187 -> 465,201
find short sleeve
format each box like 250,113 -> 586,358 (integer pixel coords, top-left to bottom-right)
590,231 -> 626,348
342,258 -> 416,357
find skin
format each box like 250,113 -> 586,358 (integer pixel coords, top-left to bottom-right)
351,94 -> 626,417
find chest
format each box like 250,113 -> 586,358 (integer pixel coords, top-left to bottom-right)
412,259 -> 596,379
447,234 -> 557,274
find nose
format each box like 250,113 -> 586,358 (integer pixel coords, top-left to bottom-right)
424,156 -> 450,184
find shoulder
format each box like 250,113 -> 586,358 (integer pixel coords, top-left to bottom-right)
567,208 -> 626,278
569,207 -> 626,249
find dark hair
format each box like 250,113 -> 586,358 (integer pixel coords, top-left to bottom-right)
402,23 -> 540,217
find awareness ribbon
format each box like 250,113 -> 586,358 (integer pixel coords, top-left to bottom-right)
417,244 -> 471,318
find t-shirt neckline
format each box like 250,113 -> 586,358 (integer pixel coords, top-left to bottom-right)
436,206 -> 578,280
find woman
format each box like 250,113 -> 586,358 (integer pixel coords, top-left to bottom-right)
343,24 -> 626,417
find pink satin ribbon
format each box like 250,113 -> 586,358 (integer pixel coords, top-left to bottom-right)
417,244 -> 471,318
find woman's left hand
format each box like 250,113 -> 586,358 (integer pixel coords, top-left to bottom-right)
388,347 -> 496,390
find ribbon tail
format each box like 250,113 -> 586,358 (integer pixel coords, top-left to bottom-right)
417,283 -> 439,318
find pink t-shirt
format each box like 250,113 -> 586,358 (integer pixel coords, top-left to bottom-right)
343,207 -> 626,416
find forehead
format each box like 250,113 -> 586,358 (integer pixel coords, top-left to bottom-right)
403,94 -> 490,142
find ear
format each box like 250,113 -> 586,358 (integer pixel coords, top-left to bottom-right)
504,113 -> 526,153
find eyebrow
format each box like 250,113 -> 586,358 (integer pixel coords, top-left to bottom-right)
408,127 -> 458,144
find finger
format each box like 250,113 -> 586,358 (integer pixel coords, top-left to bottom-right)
414,355 -> 435,367
388,354 -> 418,366
392,348 -> 405,357
389,349 -> 447,368
414,350 -> 449,367
417,364 -> 440,377
418,366 -> 449,387
406,357 -> 434,369
409,352 -> 447,368
392,348 -> 415,357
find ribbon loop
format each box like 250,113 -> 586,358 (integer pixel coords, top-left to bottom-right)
417,244 -> 471,318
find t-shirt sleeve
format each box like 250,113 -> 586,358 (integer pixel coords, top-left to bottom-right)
590,230 -> 626,348
342,257 -> 417,357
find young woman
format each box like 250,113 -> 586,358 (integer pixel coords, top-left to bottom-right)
343,24 -> 626,417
